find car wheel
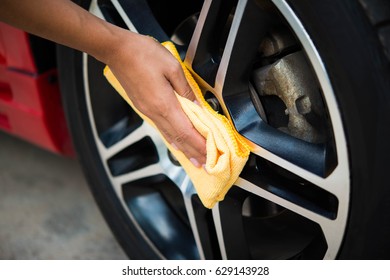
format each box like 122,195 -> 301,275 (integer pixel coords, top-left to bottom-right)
57,0 -> 390,259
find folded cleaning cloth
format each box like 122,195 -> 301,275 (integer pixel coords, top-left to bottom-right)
103,41 -> 251,209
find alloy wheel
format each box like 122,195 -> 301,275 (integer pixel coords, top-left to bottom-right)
82,0 -> 350,259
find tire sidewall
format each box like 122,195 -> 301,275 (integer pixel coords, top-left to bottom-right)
288,0 -> 390,258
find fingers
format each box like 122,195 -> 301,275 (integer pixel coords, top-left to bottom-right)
154,98 -> 207,168
163,52 -> 196,102
153,47 -> 206,166
131,76 -> 206,167
170,74 -> 195,101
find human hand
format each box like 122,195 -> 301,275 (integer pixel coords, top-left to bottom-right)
105,32 -> 207,168
0,0 -> 206,167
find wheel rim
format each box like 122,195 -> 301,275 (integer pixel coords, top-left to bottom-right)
83,0 -> 350,259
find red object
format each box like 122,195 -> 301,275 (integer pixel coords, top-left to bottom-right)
0,23 -> 74,156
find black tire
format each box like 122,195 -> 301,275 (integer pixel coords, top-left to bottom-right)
288,0 -> 390,259
57,0 -> 390,259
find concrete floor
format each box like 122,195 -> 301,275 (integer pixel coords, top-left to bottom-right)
0,131 -> 128,260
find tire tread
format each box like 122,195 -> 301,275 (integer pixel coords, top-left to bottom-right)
359,0 -> 390,60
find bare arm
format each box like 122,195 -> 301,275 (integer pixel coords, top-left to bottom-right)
0,0 -> 206,167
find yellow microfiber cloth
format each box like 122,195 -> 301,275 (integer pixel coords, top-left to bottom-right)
103,41 -> 250,209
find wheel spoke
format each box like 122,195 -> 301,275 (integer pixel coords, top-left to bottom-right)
181,177 -> 206,260
216,0 -> 272,94
247,142 -> 347,196
89,0 -> 105,19
98,123 -> 149,159
234,177 -> 348,259
186,0 -> 237,84
212,204 -> 228,259
186,0 -> 271,87
212,191 -> 252,259
239,150 -> 348,220
94,0 -> 169,40
113,163 -> 162,188
236,177 -> 329,225
227,92 -> 328,176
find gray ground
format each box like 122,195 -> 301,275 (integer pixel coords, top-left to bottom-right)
0,131 -> 128,260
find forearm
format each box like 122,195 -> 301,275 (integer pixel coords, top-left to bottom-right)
0,0 -> 135,63
0,0 -> 207,166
